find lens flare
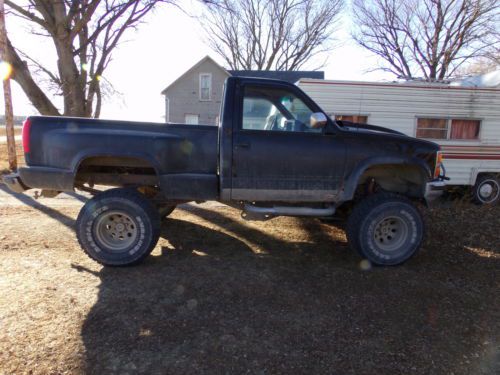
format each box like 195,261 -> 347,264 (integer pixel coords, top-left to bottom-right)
359,259 -> 372,271
0,61 -> 13,80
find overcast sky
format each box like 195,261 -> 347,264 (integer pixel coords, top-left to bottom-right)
1,0 -> 392,122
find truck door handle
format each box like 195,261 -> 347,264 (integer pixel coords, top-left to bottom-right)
235,142 -> 250,149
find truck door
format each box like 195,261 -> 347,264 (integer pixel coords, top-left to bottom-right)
231,83 -> 345,202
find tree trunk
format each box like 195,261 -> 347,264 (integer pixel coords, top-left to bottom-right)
5,0 -> 167,118
54,34 -> 86,116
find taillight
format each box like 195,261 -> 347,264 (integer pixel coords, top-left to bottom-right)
434,151 -> 443,179
22,118 -> 31,153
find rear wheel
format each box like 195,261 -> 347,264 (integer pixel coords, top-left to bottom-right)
76,188 -> 161,266
472,174 -> 499,205
346,193 -> 424,266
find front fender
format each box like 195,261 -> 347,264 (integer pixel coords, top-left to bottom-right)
340,156 -> 432,201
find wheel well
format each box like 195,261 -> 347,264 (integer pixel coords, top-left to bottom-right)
474,172 -> 500,185
472,172 -> 500,205
355,164 -> 427,198
74,156 -> 160,188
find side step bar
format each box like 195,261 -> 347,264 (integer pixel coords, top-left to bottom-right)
242,203 -> 335,221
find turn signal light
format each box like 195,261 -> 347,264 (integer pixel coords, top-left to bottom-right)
434,151 -> 443,179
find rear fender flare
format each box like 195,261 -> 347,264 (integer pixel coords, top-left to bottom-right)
72,150 -> 162,180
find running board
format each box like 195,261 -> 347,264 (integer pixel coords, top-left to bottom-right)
242,204 -> 335,221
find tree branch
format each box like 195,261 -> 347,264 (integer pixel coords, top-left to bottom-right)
352,0 -> 499,80
200,0 -> 343,71
6,37 -> 60,115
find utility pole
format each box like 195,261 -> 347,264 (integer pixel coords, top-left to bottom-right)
0,0 -> 17,171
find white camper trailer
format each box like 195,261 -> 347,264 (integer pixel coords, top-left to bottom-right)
298,78 -> 500,204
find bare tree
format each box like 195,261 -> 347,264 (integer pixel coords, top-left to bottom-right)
485,43 -> 500,66
455,57 -> 499,76
201,0 -> 344,71
4,0 -> 172,117
352,0 -> 500,80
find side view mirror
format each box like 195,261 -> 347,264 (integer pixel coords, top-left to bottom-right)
309,112 -> 327,129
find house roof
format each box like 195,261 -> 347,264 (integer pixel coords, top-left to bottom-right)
161,55 -> 230,95
161,55 -> 326,95
228,70 -> 324,83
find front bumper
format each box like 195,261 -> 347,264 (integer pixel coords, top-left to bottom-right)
425,179 -> 446,202
424,161 -> 448,203
2,172 -> 28,194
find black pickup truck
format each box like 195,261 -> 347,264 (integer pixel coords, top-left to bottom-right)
4,77 -> 446,267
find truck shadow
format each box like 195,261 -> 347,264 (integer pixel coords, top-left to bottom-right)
80,204 -> 500,374
171,204 -> 352,263
0,184 -> 83,229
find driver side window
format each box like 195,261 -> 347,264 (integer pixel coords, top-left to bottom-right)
242,97 -> 278,130
241,86 -> 321,133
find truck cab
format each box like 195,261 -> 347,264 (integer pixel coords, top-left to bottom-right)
219,77 -> 346,203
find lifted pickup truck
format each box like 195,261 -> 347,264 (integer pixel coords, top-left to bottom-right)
4,77 -> 446,266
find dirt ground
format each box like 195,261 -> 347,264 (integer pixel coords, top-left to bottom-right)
0,184 -> 499,374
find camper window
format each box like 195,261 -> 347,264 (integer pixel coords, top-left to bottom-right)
417,118 -> 480,140
416,118 -> 448,139
334,115 -> 368,124
450,119 -> 480,140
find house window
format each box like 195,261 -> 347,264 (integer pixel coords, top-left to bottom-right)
185,114 -> 199,125
334,115 -> 368,124
199,73 -> 212,101
416,118 -> 480,140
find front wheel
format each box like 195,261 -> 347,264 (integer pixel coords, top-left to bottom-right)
346,193 -> 424,266
76,188 -> 161,266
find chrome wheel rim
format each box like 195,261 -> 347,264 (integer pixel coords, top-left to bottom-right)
94,211 -> 138,252
478,179 -> 499,204
373,216 -> 409,252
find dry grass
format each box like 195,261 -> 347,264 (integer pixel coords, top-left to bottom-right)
0,127 -> 22,137
0,193 -> 499,374
0,142 -> 24,174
